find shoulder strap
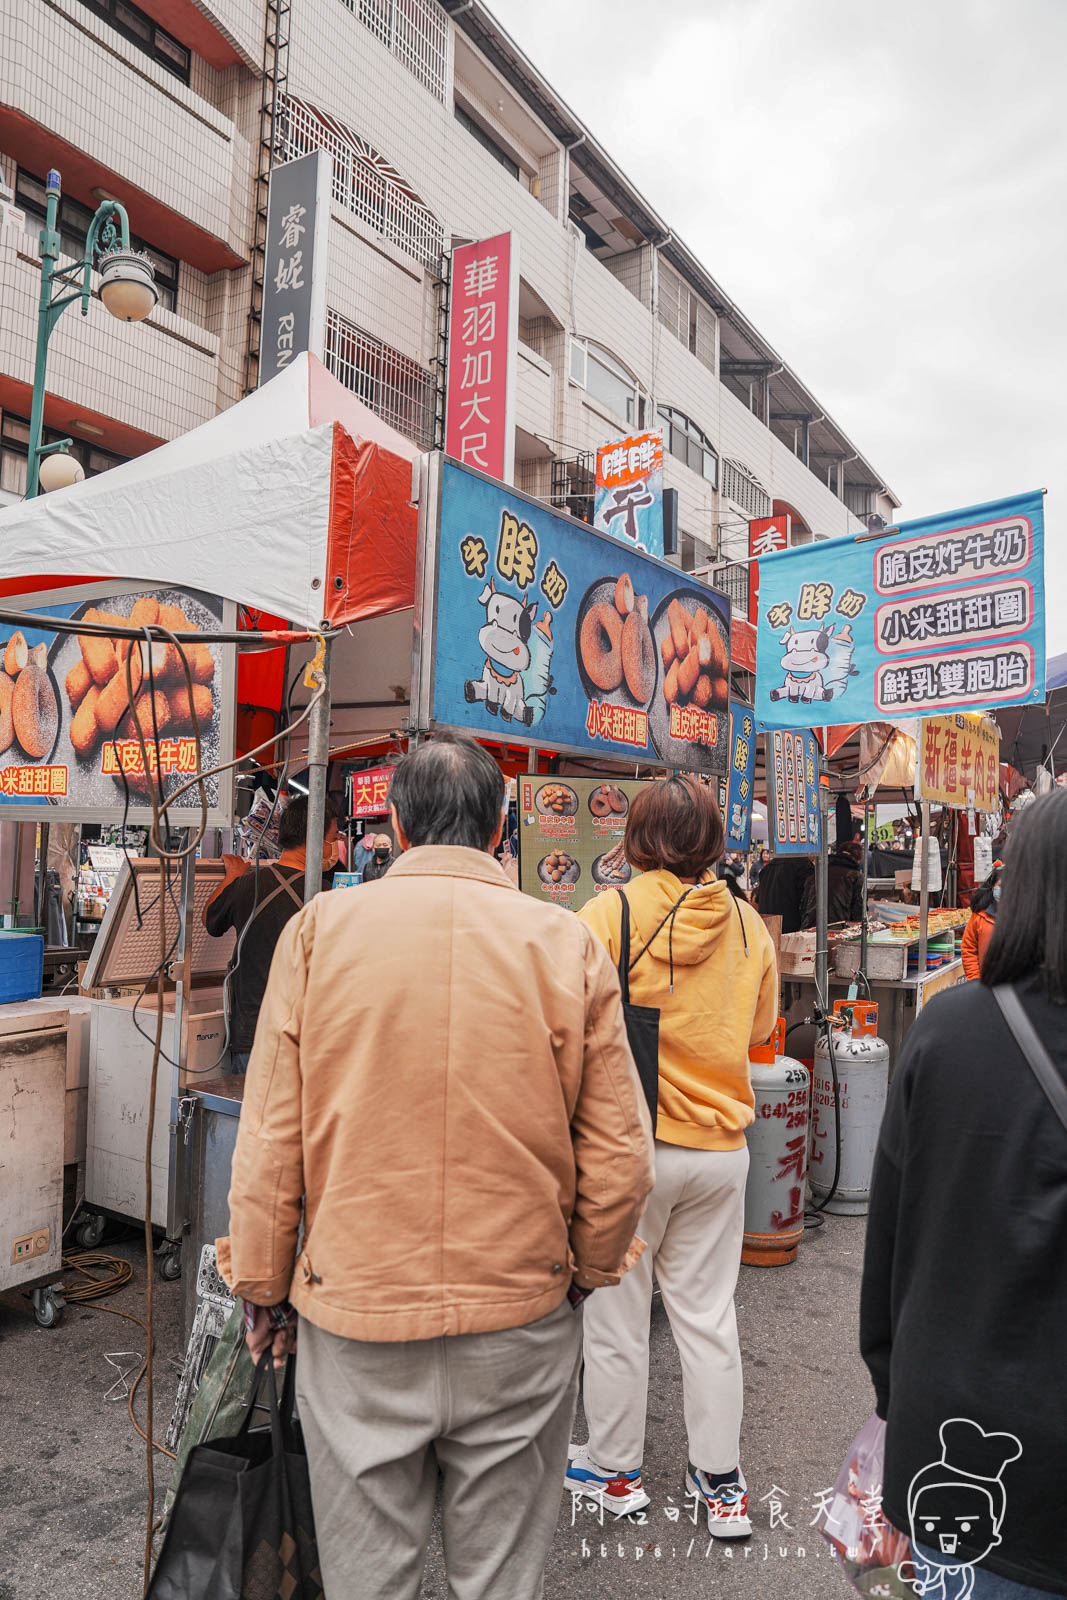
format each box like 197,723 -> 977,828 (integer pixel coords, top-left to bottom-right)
993,984 -> 1067,1135
269,864 -> 305,911
617,890 -> 631,1004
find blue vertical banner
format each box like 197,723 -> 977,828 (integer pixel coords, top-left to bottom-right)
768,727 -> 821,855
724,702 -> 756,850
754,491 -> 1045,728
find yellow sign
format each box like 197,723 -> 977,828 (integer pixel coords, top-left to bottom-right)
916,712 -> 1000,810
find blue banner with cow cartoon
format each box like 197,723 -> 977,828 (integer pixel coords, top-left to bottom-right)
754,490 -> 1045,729
428,460 -> 732,775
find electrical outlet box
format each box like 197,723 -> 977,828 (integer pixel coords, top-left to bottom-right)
10,1228 -> 50,1265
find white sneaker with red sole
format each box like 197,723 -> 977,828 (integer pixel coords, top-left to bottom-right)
564,1444 -> 651,1518
685,1464 -> 753,1538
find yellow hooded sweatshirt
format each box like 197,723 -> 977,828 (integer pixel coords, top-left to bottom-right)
579,872 -> 778,1151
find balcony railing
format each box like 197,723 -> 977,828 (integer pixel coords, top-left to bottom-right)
338,0 -> 448,102
720,459 -> 771,520
710,561 -> 750,621
325,307 -> 435,447
281,96 -> 444,272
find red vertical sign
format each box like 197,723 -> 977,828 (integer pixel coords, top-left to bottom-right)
445,232 -> 518,484
748,514 -> 790,624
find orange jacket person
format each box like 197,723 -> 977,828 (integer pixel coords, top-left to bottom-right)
961,868 -> 1000,981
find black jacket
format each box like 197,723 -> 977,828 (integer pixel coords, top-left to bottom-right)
753,855 -> 813,934
860,978 -> 1067,1594
800,850 -> 864,928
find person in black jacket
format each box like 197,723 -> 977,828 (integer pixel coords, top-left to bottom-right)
752,853 -> 813,933
800,839 -> 865,928
860,789 -> 1067,1597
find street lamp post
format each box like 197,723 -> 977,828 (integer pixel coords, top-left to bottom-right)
26,168 -> 158,498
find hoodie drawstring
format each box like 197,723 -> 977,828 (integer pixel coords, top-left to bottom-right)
627,876 -> 750,993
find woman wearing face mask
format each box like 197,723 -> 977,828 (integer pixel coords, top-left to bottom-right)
961,863 -> 1001,981
361,833 -> 395,883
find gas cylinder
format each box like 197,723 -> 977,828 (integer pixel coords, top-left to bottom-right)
809,1000 -> 890,1215
742,1019 -> 811,1266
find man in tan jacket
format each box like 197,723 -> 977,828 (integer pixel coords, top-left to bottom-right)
218,733 -> 654,1600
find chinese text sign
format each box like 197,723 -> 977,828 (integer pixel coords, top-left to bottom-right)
258,151 -> 330,386
916,713 -> 1000,810
350,765 -> 394,819
594,430 -> 664,559
427,461 -> 731,775
769,729 -> 821,855
445,233 -> 518,484
748,514 -> 790,625
725,702 -> 757,850
754,491 -> 1045,728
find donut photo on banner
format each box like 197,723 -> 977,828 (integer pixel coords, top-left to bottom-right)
575,572 -> 730,767
575,570 -> 656,710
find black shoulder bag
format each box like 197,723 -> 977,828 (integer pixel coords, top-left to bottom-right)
617,889 -> 661,1133
993,984 -> 1067,1134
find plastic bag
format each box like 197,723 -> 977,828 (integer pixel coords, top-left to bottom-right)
815,1413 -> 914,1597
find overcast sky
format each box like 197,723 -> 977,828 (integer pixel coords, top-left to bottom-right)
489,0 -> 1067,654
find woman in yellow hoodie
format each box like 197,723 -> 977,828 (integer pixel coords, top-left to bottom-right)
565,775 -> 777,1538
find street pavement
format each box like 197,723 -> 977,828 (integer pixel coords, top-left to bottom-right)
0,1214 -> 868,1599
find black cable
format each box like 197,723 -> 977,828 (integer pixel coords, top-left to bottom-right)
807,1010 -> 842,1216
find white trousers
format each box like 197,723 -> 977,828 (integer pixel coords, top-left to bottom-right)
582,1139 -> 749,1475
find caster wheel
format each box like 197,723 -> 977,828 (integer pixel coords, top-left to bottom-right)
158,1249 -> 182,1282
76,1213 -> 106,1250
33,1289 -> 65,1329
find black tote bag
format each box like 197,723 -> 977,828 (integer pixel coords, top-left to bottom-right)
617,889 -> 661,1132
148,1351 -> 323,1600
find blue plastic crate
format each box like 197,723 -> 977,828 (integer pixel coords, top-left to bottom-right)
0,932 -> 44,1002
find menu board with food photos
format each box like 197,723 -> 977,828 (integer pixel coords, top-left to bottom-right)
518,775 -> 648,913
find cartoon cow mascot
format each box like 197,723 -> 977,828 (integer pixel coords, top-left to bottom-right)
770,626 -> 835,703
464,579 -> 537,725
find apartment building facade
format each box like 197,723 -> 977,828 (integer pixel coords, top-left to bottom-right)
0,0 -> 899,619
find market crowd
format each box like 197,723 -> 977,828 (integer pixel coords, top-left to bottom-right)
207,737 -> 1065,1600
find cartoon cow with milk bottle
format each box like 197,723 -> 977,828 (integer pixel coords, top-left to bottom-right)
463,578 -> 538,725
770,623 -> 857,704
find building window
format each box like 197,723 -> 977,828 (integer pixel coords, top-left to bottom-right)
454,103 -> 520,181
16,171 -> 179,314
569,339 -> 646,429
338,0 -> 448,103
77,0 -> 190,83
0,411 -> 127,499
658,406 -> 717,486
720,458 -> 772,520
657,260 -> 716,375
280,98 -> 444,273
324,308 -> 435,448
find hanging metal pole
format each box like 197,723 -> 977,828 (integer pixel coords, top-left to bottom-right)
815,767 -> 830,1014
918,798 -> 931,974
303,636 -> 332,901
859,799 -> 870,976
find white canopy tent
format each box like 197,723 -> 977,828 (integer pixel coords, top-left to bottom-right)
0,355 -> 419,632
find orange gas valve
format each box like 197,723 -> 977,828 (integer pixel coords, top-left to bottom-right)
832,999 -> 879,1036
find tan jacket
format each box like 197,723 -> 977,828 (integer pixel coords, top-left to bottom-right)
217,846 -> 654,1342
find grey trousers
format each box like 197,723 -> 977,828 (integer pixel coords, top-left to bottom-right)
294,1299 -> 582,1600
